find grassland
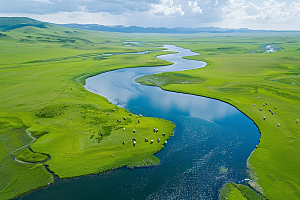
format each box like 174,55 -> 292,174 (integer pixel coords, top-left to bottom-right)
0,18 -> 175,199
2,17 -> 300,199
135,33 -> 300,199
219,183 -> 265,200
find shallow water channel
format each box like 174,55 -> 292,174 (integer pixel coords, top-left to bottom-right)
19,45 -> 260,200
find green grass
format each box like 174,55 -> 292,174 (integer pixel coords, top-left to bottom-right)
2,17 -> 300,199
0,118 -> 53,199
136,33 -> 300,199
219,183 -> 265,200
0,18 -> 175,199
219,183 -> 247,200
31,102 -> 174,178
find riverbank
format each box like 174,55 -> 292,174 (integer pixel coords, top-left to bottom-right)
20,44 -> 260,200
135,33 -> 300,199
0,22 -> 175,199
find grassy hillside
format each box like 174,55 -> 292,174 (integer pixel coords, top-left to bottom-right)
136,33 -> 300,199
0,18 -> 175,199
0,17 -> 47,31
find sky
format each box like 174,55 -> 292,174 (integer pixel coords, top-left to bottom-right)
0,0 -> 300,30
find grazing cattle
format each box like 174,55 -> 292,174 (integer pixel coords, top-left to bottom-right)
101,133 -> 103,137
156,129 -> 158,132
129,113 -> 132,116
136,115 -> 138,118
124,117 -> 126,120
163,133 -> 165,136
272,112 -> 274,115
253,104 -> 255,106
123,140 -> 125,145
275,106 -> 277,109
133,141 -> 136,146
133,129 -> 136,133
258,97 -> 260,99
113,109 -> 115,111
164,141 -> 167,145
131,139 -> 136,142
150,140 -> 153,144
157,138 -> 160,142
265,102 -> 268,105
260,108 -> 262,111
138,120 -> 140,123
264,116 -> 265,120
297,119 -> 299,123
145,138 -> 148,142
255,145 -> 258,148
117,119 -> 121,123
123,128 -> 125,131
278,123 -> 280,127
153,128 -> 156,132
139,114 -> 142,117
263,104 -> 265,106
269,109 -> 271,112
107,113 -> 110,115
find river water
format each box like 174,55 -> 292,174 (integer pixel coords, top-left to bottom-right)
18,45 -> 260,200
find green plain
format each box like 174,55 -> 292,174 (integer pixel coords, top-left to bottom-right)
0,18 -> 175,199
136,33 -> 300,199
1,17 -> 300,199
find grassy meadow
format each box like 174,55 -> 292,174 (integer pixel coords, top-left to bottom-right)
136,33 -> 300,199
1,17 -> 300,199
0,18 -> 175,199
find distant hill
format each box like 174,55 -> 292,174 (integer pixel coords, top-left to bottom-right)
57,24 -> 300,34
56,24 -> 251,34
0,17 -> 298,34
0,17 -> 47,31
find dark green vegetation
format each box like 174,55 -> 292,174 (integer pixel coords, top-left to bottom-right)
219,183 -> 265,200
136,33 -> 300,199
0,18 -> 175,199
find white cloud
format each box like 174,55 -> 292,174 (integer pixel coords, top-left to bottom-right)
215,0 -> 219,6
188,1 -> 202,14
222,0 -> 300,24
151,0 -> 185,16
17,11 -> 128,25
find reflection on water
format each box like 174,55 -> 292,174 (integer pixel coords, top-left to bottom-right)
18,45 -> 260,200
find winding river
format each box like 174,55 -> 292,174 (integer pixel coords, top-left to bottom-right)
19,45 -> 260,200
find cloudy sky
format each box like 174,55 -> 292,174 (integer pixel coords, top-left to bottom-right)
1,0 -> 300,30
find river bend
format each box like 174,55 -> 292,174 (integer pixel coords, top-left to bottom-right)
19,45 -> 260,200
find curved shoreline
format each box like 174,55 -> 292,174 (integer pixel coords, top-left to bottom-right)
17,44 -> 260,200
143,84 -> 262,191
133,48 -> 268,196
84,45 -> 260,199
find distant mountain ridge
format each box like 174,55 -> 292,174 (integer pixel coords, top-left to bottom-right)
56,23 -> 299,34
0,17 -> 298,33
57,23 -> 252,34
